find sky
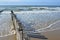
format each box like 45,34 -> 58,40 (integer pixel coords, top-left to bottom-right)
0,0 -> 60,5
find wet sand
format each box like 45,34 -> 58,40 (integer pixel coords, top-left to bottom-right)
30,29 -> 60,40
42,29 -> 60,40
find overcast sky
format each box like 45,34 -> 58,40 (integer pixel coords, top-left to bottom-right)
0,0 -> 60,5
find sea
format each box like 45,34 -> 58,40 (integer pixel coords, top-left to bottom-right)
0,5 -> 60,40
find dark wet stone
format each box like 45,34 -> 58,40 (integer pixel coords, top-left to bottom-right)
27,33 -> 48,39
